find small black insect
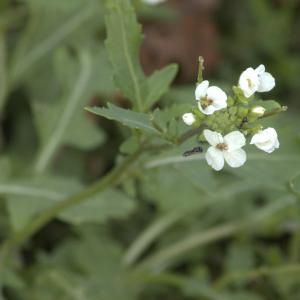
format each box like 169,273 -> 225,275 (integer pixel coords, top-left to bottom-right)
183,146 -> 203,157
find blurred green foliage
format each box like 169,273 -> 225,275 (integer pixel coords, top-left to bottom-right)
0,0 -> 300,299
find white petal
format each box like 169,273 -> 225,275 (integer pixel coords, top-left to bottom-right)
255,64 -> 265,75
250,128 -> 277,144
251,106 -> 265,116
224,131 -> 246,152
198,102 -> 217,115
203,129 -> 223,146
205,146 -> 224,171
258,142 -> 276,153
224,149 -> 247,168
238,68 -> 259,98
206,86 -> 227,103
195,80 -> 209,100
206,86 -> 227,110
250,128 -> 279,153
257,72 -> 275,92
182,113 -> 195,126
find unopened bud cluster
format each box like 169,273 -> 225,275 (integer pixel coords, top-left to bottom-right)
182,61 -> 286,171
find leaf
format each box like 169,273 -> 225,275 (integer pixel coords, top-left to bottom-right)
32,48 -> 106,174
145,64 -> 178,110
104,0 -> 177,110
0,31 -> 7,113
86,103 -> 160,135
2,177 -> 136,231
9,0 -> 102,86
23,228 -> 139,300
105,0 -> 145,110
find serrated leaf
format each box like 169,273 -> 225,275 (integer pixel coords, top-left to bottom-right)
104,0 -> 177,110
2,177 -> 136,231
86,103 -> 160,135
145,64 -> 178,110
105,0 -> 145,110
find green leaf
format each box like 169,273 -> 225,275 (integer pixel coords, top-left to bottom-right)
9,0 -> 102,86
32,48 -> 106,174
145,64 -> 178,110
2,177 -> 136,231
105,0 -> 145,110
86,103 -> 160,135
23,228 -> 139,300
0,32 -> 7,113
104,0 -> 177,111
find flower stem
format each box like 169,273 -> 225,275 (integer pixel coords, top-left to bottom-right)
197,56 -> 204,84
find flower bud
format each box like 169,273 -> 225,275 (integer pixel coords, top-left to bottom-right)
237,107 -> 249,118
250,106 -> 265,117
182,113 -> 196,126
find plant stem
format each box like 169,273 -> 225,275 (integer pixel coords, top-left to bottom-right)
136,196 -> 295,272
0,126 -> 204,274
0,148 -> 143,273
123,210 -> 184,267
138,222 -> 237,272
197,56 -> 204,84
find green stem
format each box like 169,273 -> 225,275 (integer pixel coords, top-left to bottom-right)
137,196 -> 295,272
123,210 -> 184,267
138,222 -> 237,272
197,56 -> 204,84
0,148 -> 143,273
0,126 -> 205,274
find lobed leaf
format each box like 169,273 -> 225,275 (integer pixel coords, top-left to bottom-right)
86,103 -> 160,135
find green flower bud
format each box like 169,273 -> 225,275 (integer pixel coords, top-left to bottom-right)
249,106 -> 265,118
247,125 -> 263,135
227,97 -> 235,106
237,107 -> 249,118
229,107 -> 238,116
198,133 -> 206,142
232,86 -> 248,104
191,107 -> 205,119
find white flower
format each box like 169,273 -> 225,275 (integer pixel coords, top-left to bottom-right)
250,127 -> 279,153
239,64 -> 275,98
204,129 -> 247,171
195,80 -> 227,115
251,106 -> 266,117
182,113 -> 196,126
142,0 -> 166,5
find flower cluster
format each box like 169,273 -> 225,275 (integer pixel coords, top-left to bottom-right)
182,60 -> 285,171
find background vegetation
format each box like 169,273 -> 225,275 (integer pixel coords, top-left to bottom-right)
0,0 -> 300,299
